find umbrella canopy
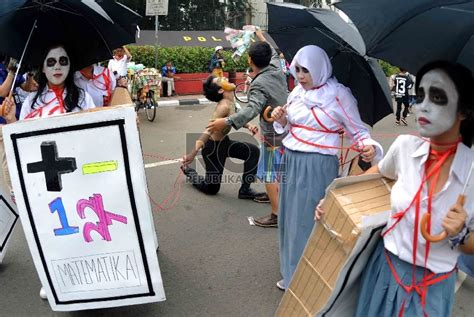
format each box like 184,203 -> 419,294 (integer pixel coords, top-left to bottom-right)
267,2 -> 392,126
0,0 -> 141,70
334,0 -> 474,74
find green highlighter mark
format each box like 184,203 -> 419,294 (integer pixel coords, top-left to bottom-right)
82,161 -> 118,175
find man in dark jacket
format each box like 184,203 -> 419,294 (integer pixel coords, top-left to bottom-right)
207,30 -> 288,228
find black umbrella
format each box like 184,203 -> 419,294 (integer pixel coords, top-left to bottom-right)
98,0 -> 141,38
267,2 -> 392,126
334,0 -> 474,74
0,0 -> 141,71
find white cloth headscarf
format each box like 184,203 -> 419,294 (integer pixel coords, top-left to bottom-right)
288,45 -> 341,107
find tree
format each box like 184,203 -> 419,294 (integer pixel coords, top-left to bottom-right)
118,0 -> 250,30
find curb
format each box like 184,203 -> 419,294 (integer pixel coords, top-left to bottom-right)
157,98 -> 214,107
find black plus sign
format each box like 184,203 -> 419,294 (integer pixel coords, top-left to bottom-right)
27,141 -> 77,192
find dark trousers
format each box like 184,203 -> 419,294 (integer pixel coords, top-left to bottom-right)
396,96 -> 410,121
191,136 -> 259,195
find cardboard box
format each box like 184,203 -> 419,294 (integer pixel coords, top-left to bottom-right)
110,87 -> 133,107
276,174 -> 394,317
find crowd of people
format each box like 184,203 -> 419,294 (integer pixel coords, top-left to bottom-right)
0,25 -> 473,316
180,28 -> 474,316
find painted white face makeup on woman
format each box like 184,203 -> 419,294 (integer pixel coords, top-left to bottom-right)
43,47 -> 70,87
415,69 -> 459,137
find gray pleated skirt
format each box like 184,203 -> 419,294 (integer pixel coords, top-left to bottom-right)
458,254 -> 474,277
278,149 -> 339,288
355,240 -> 456,317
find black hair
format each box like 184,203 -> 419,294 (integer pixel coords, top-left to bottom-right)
31,44 -> 84,113
248,42 -> 272,69
0,55 -> 7,65
416,61 -> 474,147
203,75 -> 223,102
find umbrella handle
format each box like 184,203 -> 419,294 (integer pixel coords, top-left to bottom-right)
420,194 -> 465,243
0,91 -> 13,117
420,213 -> 447,243
263,106 -> 274,122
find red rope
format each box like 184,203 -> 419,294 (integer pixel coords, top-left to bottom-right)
384,250 -> 455,317
142,152 -> 184,212
381,140 -> 459,316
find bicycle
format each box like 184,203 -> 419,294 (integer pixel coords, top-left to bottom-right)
130,69 -> 161,122
234,68 -> 252,103
135,86 -> 157,122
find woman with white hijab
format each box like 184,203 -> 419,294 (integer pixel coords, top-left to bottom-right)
272,45 -> 383,290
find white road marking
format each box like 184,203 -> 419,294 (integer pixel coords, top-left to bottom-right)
145,159 -> 182,168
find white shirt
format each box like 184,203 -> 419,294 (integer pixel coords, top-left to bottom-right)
274,84 -> 383,162
15,73 -> 30,105
107,55 -> 129,78
74,65 -> 116,107
20,87 -> 95,120
380,135 -> 474,273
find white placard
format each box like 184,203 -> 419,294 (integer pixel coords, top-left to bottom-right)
146,0 -> 168,16
0,188 -> 18,263
2,107 -> 165,311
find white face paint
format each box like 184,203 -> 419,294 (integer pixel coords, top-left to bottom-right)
414,69 -> 458,137
42,47 -> 70,86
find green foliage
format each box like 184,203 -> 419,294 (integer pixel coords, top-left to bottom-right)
128,46 -> 401,77
127,45 -> 250,73
378,60 -> 400,77
118,0 -> 249,30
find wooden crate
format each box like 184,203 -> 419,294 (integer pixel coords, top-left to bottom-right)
276,175 -> 394,316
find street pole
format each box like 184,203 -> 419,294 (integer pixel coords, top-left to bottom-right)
154,15 -> 159,69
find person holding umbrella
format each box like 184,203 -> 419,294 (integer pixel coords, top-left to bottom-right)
0,57 -> 37,195
15,44 -> 95,120
317,61 -> 474,316
2,44 -> 95,121
1,43 -> 95,299
272,45 -> 383,291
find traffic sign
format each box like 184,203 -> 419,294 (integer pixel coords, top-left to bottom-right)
146,0 -> 168,16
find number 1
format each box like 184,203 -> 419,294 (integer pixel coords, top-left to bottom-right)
49,197 -> 79,236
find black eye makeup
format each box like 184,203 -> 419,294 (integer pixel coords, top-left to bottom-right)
295,66 -> 309,74
429,87 -> 448,105
46,56 -> 69,67
416,87 -> 425,104
415,86 -> 448,106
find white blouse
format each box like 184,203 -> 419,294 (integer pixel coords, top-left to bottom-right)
20,87 -> 95,120
74,65 -> 116,107
274,84 -> 383,162
380,135 -> 474,273
107,56 -> 129,78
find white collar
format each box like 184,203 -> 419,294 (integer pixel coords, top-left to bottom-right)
411,137 -> 471,184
